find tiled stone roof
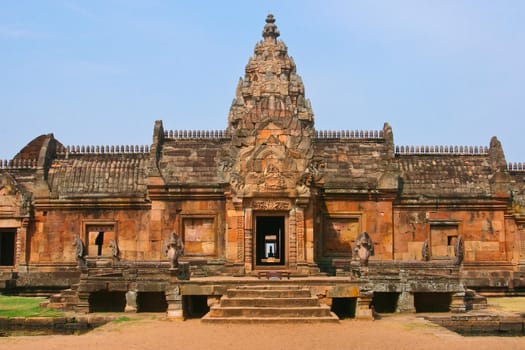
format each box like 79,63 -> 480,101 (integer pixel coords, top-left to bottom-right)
396,154 -> 494,196
47,153 -> 149,196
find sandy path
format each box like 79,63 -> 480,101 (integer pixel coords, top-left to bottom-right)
1,314 -> 524,350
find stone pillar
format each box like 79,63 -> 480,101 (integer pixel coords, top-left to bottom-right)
16,219 -> 29,272
304,203 -> 315,264
397,268 -> 416,313
295,207 -> 305,263
166,285 -> 183,319
288,209 -> 297,269
356,289 -> 374,320
450,291 -> 467,313
125,290 -> 138,313
75,271 -> 90,313
75,291 -> 90,313
243,208 -> 252,272
397,291 -> 415,313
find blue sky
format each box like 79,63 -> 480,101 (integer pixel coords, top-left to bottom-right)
1,1 -> 524,162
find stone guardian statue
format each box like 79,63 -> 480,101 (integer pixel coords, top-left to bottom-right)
164,232 -> 185,269
353,232 -> 374,266
72,235 -> 87,267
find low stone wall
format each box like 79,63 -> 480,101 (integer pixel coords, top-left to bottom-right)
0,315 -> 115,336
427,314 -> 525,336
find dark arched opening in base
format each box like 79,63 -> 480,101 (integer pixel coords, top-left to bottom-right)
89,291 -> 126,312
137,292 -> 168,312
414,292 -> 452,312
331,297 -> 356,319
372,292 -> 400,313
184,295 -> 210,318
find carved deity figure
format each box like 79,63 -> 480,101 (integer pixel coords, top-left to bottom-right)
109,239 -> 120,260
353,232 -> 374,266
454,235 -> 464,266
72,235 -> 87,267
421,239 -> 430,261
164,232 -> 185,269
264,163 -> 284,190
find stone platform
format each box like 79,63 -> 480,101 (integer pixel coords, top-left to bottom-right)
201,284 -> 339,323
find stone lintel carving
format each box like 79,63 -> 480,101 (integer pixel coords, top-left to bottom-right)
251,200 -> 290,210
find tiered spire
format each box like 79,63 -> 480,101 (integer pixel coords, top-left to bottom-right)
223,15 -> 317,197
262,13 -> 280,41
228,14 -> 314,131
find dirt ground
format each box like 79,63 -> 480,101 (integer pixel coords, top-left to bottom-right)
1,314 -> 524,350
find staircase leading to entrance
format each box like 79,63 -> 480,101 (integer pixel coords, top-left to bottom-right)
201,285 -> 339,323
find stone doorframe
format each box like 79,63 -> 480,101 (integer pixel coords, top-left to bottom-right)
241,199 -> 306,272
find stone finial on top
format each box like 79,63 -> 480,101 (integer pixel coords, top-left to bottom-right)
262,13 -> 280,40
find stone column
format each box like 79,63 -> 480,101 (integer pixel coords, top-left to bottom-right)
295,207 -> 305,263
243,208 -> 252,272
450,291 -> 467,313
166,285 -> 183,319
75,291 -> 90,313
288,209 -> 297,269
396,268 -> 416,313
16,219 -> 29,272
397,291 -> 415,313
304,203 -> 315,264
125,290 -> 138,313
356,289 -> 374,320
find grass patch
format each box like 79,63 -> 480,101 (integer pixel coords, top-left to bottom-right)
487,297 -> 525,313
112,316 -> 132,323
0,295 -> 63,318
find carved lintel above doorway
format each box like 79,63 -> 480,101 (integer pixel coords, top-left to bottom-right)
250,199 -> 291,211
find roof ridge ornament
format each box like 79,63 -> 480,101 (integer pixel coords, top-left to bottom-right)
262,13 -> 280,41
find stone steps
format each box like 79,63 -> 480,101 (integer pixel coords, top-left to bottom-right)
220,296 -> 320,307
201,316 -> 340,324
226,288 -> 312,299
202,284 -> 339,323
40,288 -> 79,311
207,305 -> 334,318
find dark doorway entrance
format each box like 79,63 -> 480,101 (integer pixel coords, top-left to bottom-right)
255,216 -> 285,266
0,230 -> 15,266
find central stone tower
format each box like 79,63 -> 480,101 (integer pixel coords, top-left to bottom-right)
224,14 -> 318,199
222,14 -> 320,272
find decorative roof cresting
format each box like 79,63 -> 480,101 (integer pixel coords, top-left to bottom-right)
262,13 -> 280,40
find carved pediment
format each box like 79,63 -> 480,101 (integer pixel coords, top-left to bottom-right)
223,15 -> 317,199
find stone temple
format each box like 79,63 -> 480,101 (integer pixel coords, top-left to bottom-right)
1,14 -> 524,320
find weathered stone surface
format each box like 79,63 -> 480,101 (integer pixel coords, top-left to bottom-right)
0,14 -> 523,317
